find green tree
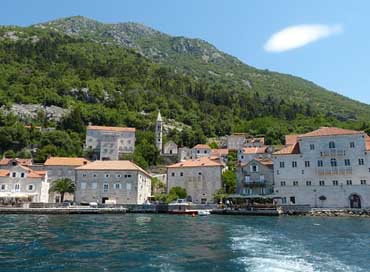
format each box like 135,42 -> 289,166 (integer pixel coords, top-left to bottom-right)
49,178 -> 75,203
222,170 -> 237,194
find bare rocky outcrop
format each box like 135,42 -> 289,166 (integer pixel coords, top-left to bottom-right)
1,104 -> 69,122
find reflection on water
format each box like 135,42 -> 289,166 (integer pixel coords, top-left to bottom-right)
0,215 -> 369,271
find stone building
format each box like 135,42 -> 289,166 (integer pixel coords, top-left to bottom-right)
85,125 -> 136,160
163,140 -> 178,156
237,146 -> 272,165
167,157 -> 223,204
75,160 -> 151,205
236,158 -> 274,197
0,162 -> 49,205
178,147 -> 192,161
191,144 -> 212,159
227,133 -> 248,150
273,127 -> 370,208
245,137 -> 265,147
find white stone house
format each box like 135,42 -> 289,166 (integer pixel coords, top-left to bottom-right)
85,125 -> 136,160
163,141 -> 178,155
167,157 -> 223,204
273,127 -> 370,208
191,144 -> 212,159
0,163 -> 49,204
236,158 -> 274,197
75,160 -> 151,205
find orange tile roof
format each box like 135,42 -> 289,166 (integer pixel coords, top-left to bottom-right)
273,143 -> 300,155
193,144 -> 211,149
211,149 -> 229,156
0,166 -> 46,178
300,127 -> 362,138
44,157 -> 90,166
0,158 -> 32,166
241,146 -> 268,154
285,134 -> 300,145
87,125 -> 136,132
167,157 -> 223,168
76,160 -> 149,176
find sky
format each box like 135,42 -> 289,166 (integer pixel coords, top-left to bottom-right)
1,0 -> 370,104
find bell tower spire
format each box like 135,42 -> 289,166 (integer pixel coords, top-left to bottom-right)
155,111 -> 163,153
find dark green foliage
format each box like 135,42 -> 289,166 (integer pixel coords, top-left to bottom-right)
222,170 -> 237,194
49,178 -> 75,202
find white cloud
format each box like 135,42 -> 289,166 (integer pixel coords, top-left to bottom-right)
264,24 -> 343,53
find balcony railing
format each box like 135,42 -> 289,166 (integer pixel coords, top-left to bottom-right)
316,166 -> 352,176
320,149 -> 346,157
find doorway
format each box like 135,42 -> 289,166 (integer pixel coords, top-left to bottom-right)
102,197 -> 109,204
349,194 -> 361,208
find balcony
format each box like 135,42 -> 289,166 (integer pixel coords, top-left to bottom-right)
320,149 -> 346,157
244,177 -> 268,187
316,166 -> 352,176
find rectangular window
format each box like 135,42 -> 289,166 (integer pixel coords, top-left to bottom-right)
81,182 -> 86,190
0,184 -> 6,191
306,181 -> 312,186
260,175 -> 265,182
103,183 -> 109,192
350,142 -> 355,148
317,160 -> 323,167
180,172 -> 183,176
280,181 -> 286,186
93,173 -> 97,178
293,181 -> 298,186
310,144 -> 315,150
292,161 -> 297,168
126,183 -> 132,191
305,161 -> 310,167
359,158 -> 364,165
82,173 -> 87,177
319,180 -> 325,186
332,180 -> 338,186
282,197 -> 287,204
252,165 -> 258,172
14,184 -> 20,192
114,183 -> 121,190
12,172 -> 16,178
276,170 -> 280,175
344,159 -> 351,166
27,184 -> 34,191
361,180 -> 367,185
20,173 -> 25,178
280,162 -> 285,168
346,180 -> 352,185
290,196 -> 296,204
92,182 -> 97,189
171,173 -> 175,177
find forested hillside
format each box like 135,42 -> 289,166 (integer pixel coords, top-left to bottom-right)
0,21 -> 370,168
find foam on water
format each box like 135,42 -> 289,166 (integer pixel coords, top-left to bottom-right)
231,224 -> 365,272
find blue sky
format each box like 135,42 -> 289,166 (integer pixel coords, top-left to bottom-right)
1,0 -> 369,104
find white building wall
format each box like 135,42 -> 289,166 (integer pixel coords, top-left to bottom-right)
273,133 -> 370,208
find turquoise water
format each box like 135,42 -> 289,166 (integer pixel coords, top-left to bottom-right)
0,214 -> 370,272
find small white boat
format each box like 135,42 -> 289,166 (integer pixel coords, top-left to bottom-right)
198,210 -> 211,216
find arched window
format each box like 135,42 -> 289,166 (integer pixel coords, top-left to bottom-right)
330,158 -> 337,167
329,141 -> 336,149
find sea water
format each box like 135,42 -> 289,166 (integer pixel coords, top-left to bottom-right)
0,214 -> 369,272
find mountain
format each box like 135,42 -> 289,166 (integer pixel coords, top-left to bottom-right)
34,16 -> 370,121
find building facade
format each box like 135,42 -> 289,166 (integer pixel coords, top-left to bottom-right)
163,140 -> 178,156
191,144 -> 212,159
75,160 -> 151,204
167,157 -> 223,204
273,127 -> 370,208
236,158 -> 274,197
0,163 -> 49,205
237,146 -> 272,165
227,133 -> 248,150
85,125 -> 136,160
